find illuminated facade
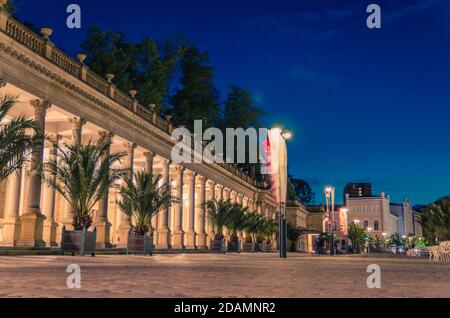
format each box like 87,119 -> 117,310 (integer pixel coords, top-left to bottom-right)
0,6 -> 278,250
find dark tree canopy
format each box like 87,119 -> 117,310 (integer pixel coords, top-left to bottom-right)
222,85 -> 265,130
81,27 -> 181,113
169,46 -> 220,131
288,177 -> 315,204
421,196 -> 450,242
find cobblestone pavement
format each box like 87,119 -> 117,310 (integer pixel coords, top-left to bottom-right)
0,253 -> 449,298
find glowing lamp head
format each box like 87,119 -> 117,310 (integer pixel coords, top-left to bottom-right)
281,130 -> 292,140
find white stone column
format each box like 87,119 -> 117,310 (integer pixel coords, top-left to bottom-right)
17,99 -> 51,247
156,159 -> 171,249
196,176 -> 207,249
172,165 -> 184,249
118,142 -> 136,247
224,188 -> 231,201
42,134 -> 61,247
185,171 -> 197,249
143,151 -> 155,175
216,185 -> 224,201
0,170 -> 22,246
237,194 -> 245,247
94,131 -> 114,248
62,117 -> 86,230
206,180 -> 216,245
223,188 -> 232,239
144,151 -> 157,242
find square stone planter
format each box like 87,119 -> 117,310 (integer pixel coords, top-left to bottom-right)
127,234 -> 153,256
259,242 -> 273,253
60,226 -> 97,256
227,240 -> 241,253
210,239 -> 225,254
242,242 -> 255,253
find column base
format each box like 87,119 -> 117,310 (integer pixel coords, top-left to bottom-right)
196,231 -> 207,249
93,220 -> 112,248
16,213 -> 45,248
207,232 -> 215,248
156,229 -> 170,249
43,219 -> 58,247
171,230 -> 184,249
0,218 -> 20,247
185,231 -> 197,249
118,224 -> 132,248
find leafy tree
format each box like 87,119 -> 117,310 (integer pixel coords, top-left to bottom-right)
3,0 -> 17,15
170,46 -> 220,131
81,27 -> 180,113
41,136 -> 126,230
118,171 -> 172,235
222,85 -> 264,130
136,38 -> 180,111
221,85 -> 265,172
82,27 -> 138,93
289,177 -> 315,204
421,197 -> 450,242
0,95 -> 40,182
348,222 -> 366,253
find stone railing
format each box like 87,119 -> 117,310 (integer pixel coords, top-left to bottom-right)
0,8 -> 260,188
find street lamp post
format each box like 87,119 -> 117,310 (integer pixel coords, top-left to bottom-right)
278,129 -> 291,259
324,186 -> 335,255
354,219 -> 360,253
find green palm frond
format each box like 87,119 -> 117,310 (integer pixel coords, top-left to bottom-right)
0,95 -> 40,182
41,135 -> 126,230
205,200 -> 236,239
118,171 -> 173,235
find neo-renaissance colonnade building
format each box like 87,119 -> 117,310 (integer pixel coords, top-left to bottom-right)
0,6 -> 278,250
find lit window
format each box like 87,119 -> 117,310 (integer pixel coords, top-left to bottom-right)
374,221 -> 379,231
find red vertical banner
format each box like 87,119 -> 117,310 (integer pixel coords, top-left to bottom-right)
339,208 -> 348,236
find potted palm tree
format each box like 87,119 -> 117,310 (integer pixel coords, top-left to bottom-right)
118,171 -> 172,256
41,135 -> 125,256
206,200 -> 235,254
260,218 -> 279,253
242,212 -> 262,252
226,204 -> 248,253
0,95 -> 40,182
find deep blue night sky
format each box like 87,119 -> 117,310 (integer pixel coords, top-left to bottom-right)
13,0 -> 450,205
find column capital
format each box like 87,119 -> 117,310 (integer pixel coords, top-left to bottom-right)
30,99 -> 51,114
196,175 -> 207,184
69,117 -> 86,129
123,142 -> 137,151
185,171 -> 197,180
98,130 -> 114,140
143,151 -> 156,159
216,184 -> 224,190
174,164 -> 185,173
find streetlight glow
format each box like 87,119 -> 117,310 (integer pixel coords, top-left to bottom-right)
281,130 -> 292,140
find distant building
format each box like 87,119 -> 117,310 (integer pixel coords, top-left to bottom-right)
345,192 -> 398,236
390,199 -> 415,236
344,183 -> 372,201
345,192 -> 423,237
